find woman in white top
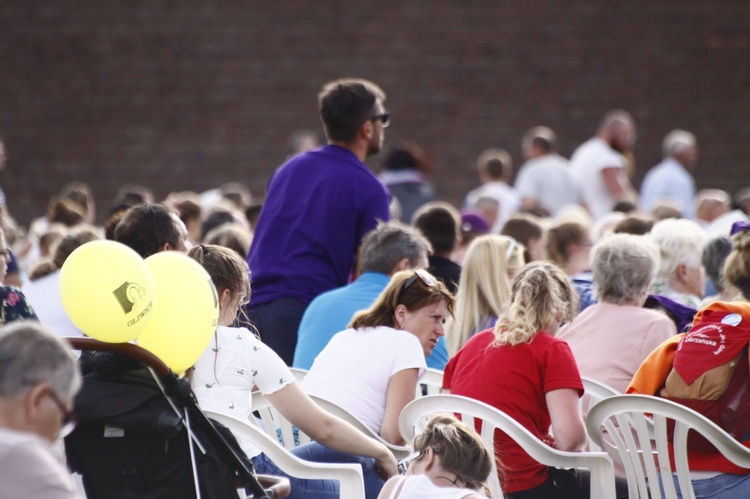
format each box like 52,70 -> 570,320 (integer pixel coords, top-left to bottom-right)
302,269 -> 454,446
379,414 -> 492,499
188,244 -> 398,499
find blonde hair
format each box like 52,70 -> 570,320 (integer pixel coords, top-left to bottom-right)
447,235 -> 525,355
349,270 -> 454,330
494,262 -> 577,346
724,230 -> 750,299
412,414 -> 493,491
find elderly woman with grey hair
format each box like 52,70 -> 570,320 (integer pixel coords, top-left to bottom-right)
558,233 -> 677,393
648,218 -> 708,308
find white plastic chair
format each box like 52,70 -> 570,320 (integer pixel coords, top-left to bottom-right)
399,394 -> 617,499
416,368 -> 444,397
581,377 -> 620,452
250,390 -> 312,449
204,410 -> 366,499
307,394 -> 413,460
586,394 -> 750,499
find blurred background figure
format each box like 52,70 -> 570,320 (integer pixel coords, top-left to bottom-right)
465,148 -> 520,233
452,210 -> 490,265
546,221 -> 596,312
379,141 -> 436,224
412,201 -> 463,295
640,129 -> 698,218
501,214 -> 546,263
514,126 -> 581,218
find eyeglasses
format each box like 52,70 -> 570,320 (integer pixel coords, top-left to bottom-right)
504,237 -> 518,261
402,269 -> 436,293
397,446 -> 442,474
397,450 -> 423,474
369,112 -> 391,128
48,390 -> 77,438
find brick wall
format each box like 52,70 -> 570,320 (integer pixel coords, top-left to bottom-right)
1,1 -> 748,226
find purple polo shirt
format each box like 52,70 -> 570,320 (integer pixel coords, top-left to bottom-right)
247,145 -> 390,306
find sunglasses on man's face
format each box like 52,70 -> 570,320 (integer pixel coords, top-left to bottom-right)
368,112 -> 391,128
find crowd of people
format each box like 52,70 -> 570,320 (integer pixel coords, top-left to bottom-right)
1,77 -> 750,498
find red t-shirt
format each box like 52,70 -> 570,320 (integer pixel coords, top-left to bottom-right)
443,330 -> 583,493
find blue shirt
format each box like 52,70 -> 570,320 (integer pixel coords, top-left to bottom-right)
247,145 -> 391,306
640,157 -> 696,219
293,272 -> 448,370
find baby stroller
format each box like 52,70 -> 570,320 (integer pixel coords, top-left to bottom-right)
63,337 -> 289,499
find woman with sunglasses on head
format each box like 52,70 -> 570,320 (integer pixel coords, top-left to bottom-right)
446,234 -> 525,356
302,269 -> 453,447
443,262 -> 594,498
378,414 -> 492,499
188,244 -> 398,499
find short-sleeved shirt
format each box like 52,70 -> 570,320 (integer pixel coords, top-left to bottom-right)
247,145 -> 391,306
514,154 -> 582,216
443,330 -> 583,494
0,286 -> 38,325
192,325 -> 293,457
569,137 -> 628,221
302,325 -> 426,435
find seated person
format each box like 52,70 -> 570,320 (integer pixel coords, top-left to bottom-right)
189,244 -> 397,499
379,414 -> 492,499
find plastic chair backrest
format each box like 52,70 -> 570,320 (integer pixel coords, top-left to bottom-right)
306,394 -> 413,460
204,410 -> 366,499
399,394 -> 617,499
417,368 -> 444,397
250,391 -> 312,449
586,394 -> 750,499
580,377 -> 620,452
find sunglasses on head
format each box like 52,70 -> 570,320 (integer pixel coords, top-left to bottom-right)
402,269 -> 436,292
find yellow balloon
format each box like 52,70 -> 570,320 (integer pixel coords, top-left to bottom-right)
136,252 -> 219,372
60,240 -> 156,343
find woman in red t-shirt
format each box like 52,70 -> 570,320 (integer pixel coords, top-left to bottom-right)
443,261 -> 590,498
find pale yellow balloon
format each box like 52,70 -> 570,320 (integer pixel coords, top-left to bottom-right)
60,240 -> 155,343
137,252 -> 219,372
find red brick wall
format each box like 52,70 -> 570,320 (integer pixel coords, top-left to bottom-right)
1,1 -> 748,226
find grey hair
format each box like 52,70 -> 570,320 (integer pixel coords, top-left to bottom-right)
0,321 -> 81,400
662,129 -> 696,158
592,234 -> 659,305
649,218 -> 707,279
360,221 -> 432,275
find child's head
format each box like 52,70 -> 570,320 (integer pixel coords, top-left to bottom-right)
410,414 -> 492,491
495,261 -> 577,345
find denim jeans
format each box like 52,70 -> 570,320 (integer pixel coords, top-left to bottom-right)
251,442 -> 384,499
674,473 -> 750,498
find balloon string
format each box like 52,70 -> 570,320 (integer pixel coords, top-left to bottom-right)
185,410 -> 202,499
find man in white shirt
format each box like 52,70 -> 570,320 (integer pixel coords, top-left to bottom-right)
640,130 -> 698,218
464,148 -> 520,233
569,110 -> 638,221
0,322 -> 82,499
514,126 -> 582,217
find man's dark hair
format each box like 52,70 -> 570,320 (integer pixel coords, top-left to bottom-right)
318,78 -> 385,143
412,202 -> 461,255
114,203 -> 180,258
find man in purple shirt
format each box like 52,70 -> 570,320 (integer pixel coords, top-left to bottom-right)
246,78 -> 391,364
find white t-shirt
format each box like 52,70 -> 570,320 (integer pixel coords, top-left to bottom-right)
23,271 -> 85,339
569,137 -> 627,221
514,154 -> 582,216
386,475 -> 484,499
193,326 -> 292,412
0,428 -> 78,499
464,181 -> 521,233
302,326 -> 426,435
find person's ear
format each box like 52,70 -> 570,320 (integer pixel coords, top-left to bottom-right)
218,288 -> 233,311
361,120 -> 373,140
393,258 -> 411,273
422,447 -> 437,471
676,263 -> 689,283
159,242 -> 172,252
394,304 -> 408,329
24,383 -> 49,423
